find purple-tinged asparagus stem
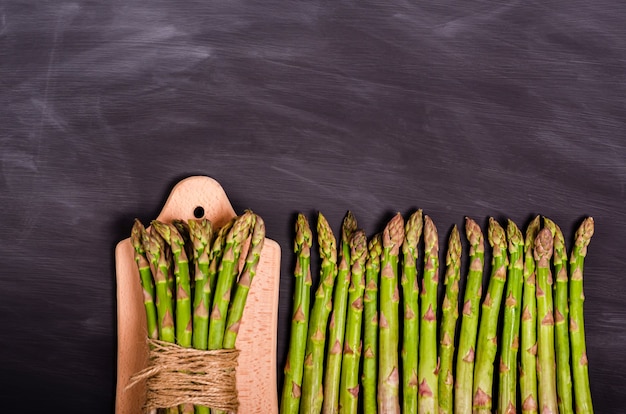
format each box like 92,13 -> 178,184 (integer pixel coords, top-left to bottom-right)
438,225 -> 461,414
454,218 -> 484,414
323,212 -> 357,414
377,213 -> 404,414
569,218 -> 595,414
401,210 -> 423,414
417,216 -> 439,414
362,234 -> 382,414
281,214 -> 313,414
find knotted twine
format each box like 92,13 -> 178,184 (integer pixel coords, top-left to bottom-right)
126,339 -> 240,412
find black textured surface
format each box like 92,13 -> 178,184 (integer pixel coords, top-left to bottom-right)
1,1 -> 625,412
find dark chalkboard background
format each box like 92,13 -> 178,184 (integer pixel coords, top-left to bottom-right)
1,0 -> 625,412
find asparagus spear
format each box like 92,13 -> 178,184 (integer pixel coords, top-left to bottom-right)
418,215 -> 439,414
535,228 -> 558,413
338,230 -> 367,414
153,221 -> 193,348
131,220 -> 158,340
401,210 -> 423,414
143,230 -> 179,414
569,217 -> 594,413
208,212 -> 253,350
143,231 -> 175,343
188,218 -> 213,350
300,213 -> 338,414
281,214 -> 313,414
438,225 -> 461,414
362,234 -> 382,414
454,218 -> 485,414
153,221 -> 196,414
187,219 -> 213,414
544,217 -> 574,414
498,220 -> 524,414
378,213 -> 404,414
520,216 -> 540,414
223,214 -> 265,348
472,218 -> 508,414
323,212 -> 357,414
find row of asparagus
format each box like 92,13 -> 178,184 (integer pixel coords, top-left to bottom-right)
130,211 -> 265,414
281,211 -> 594,414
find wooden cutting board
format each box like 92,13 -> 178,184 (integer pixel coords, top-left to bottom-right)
115,176 -> 281,414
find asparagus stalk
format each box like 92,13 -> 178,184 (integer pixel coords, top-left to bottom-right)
378,213 -> 404,414
300,213 -> 338,414
362,234 -> 382,414
454,218 -> 485,414
497,220 -> 524,414
520,216 -> 540,414
223,214 -> 265,347
544,217 -> 574,414
438,225 -> 461,414
143,230 -> 179,414
401,210 -> 423,414
153,221 -> 196,414
187,219 -> 213,414
535,228 -> 558,413
143,231 -> 175,343
153,221 -> 193,348
281,214 -> 313,414
188,218 -> 213,350
418,215 -> 439,414
569,218 -> 594,413
131,220 -> 159,340
472,218 -> 508,414
208,212 -> 253,350
338,230 -> 367,414
323,212 -> 358,414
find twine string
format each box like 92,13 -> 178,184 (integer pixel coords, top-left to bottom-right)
126,339 -> 240,412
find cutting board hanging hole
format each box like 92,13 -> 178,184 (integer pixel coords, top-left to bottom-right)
194,206 -> 205,218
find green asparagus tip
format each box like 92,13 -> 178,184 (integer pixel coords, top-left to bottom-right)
488,218 -> 506,249
424,215 -> 439,256
151,220 -> 172,244
188,218 -> 213,254
229,211 -> 254,245
534,228 -> 554,261
342,211 -> 358,245
403,209 -> 423,255
506,219 -> 524,250
382,213 -> 405,254
295,213 -> 313,254
367,234 -> 383,268
465,217 -> 485,253
131,219 -> 147,254
575,217 -> 595,252
447,225 -> 461,266
350,229 -> 368,265
251,214 -> 266,251
317,212 -> 338,263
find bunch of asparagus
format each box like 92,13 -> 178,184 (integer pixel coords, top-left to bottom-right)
130,210 -> 266,414
281,212 -> 595,414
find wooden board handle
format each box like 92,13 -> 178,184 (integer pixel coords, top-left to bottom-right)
115,176 -> 280,414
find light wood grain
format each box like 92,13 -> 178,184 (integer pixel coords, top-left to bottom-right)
115,176 -> 280,414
